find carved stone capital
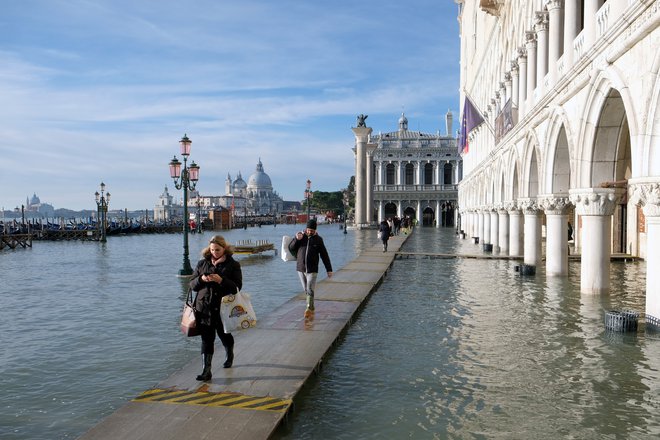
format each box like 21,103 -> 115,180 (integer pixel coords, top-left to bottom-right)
518,198 -> 540,215
504,72 -> 512,83
510,60 -> 519,73
504,200 -> 520,213
517,46 -> 527,60
538,195 -> 571,215
534,11 -> 548,31
545,0 -> 563,11
352,126 -> 373,143
525,31 -> 537,46
569,188 -> 619,216
629,178 -> 660,217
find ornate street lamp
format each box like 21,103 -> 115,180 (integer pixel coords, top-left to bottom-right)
94,182 -> 111,243
169,134 -> 200,276
304,179 -> 312,221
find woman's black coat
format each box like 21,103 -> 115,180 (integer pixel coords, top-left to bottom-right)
189,255 -> 242,326
288,233 -> 332,274
379,222 -> 391,243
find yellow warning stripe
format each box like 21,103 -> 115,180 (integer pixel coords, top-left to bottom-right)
132,388 -> 292,413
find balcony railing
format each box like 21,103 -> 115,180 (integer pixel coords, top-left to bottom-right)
373,184 -> 458,193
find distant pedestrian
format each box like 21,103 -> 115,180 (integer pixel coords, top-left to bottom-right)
289,218 -> 333,319
379,219 -> 391,252
189,235 -> 243,381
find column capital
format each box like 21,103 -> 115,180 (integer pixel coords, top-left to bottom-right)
538,195 -> 571,215
352,126 -> 373,143
510,60 -> 519,73
504,72 -> 512,83
629,178 -> 660,217
544,0 -> 563,11
517,46 -> 527,60
504,200 -> 521,213
534,11 -> 548,31
518,197 -> 541,215
525,31 -> 537,46
569,188 -> 620,216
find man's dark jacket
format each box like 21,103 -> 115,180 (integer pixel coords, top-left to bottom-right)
289,233 -> 332,274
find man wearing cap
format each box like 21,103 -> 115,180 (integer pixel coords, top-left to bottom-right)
288,218 -> 333,318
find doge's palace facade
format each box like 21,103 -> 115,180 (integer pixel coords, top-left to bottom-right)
456,0 -> 660,327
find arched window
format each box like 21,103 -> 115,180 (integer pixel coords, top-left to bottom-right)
405,163 -> 415,185
444,163 -> 453,184
386,164 -> 396,184
424,163 -> 434,184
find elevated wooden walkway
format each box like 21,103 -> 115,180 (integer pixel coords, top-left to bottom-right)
0,233 -> 33,250
79,234 -> 410,440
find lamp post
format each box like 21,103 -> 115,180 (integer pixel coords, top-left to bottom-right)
304,179 -> 312,222
94,182 -> 110,243
169,134 -> 200,276
343,189 -> 349,234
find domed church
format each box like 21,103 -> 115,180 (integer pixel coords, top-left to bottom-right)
225,159 -> 284,215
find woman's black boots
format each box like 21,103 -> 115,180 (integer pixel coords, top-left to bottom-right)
196,354 -> 213,381
223,343 -> 234,368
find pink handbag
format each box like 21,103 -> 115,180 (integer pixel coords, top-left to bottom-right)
180,289 -> 200,337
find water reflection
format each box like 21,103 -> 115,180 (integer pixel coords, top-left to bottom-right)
276,227 -> 660,439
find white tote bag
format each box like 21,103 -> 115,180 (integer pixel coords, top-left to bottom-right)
281,235 -> 296,262
220,291 -> 257,333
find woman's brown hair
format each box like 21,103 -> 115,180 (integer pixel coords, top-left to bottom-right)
201,235 -> 235,258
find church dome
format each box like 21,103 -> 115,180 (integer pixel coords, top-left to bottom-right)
233,172 -> 247,189
30,193 -> 41,205
398,112 -> 408,131
247,159 -> 272,189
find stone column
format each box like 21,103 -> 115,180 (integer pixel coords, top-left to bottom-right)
397,162 -> 403,185
584,0 -> 600,49
366,142 -> 377,226
508,203 -> 524,257
378,200 -> 384,222
416,200 -> 422,225
525,32 -> 537,104
417,161 -> 423,185
498,207 -> 510,255
563,0 -> 579,69
535,12 -> 549,92
352,126 -> 372,228
629,179 -> 660,328
483,209 -> 492,245
436,200 -> 441,228
547,0 -> 564,86
504,73 -> 512,105
490,207 -> 500,251
478,209 -> 485,243
540,195 -> 571,276
517,48 -> 527,116
569,188 -> 620,294
511,61 -> 519,109
520,198 -> 542,267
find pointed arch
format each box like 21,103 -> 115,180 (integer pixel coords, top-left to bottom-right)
521,132 -> 541,197
543,107 -> 575,194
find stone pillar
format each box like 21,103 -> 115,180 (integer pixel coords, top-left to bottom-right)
547,0 -> 564,86
517,48 -> 527,116
417,161 -> 423,185
498,208 -> 510,255
584,0 -> 600,49
511,61 -> 519,109
416,200 -> 422,225
490,207 -> 499,251
569,188 -> 620,294
525,32 -> 537,104
563,0 -> 579,69
504,73 -> 512,105
483,209 -> 492,244
508,204 -> 524,257
478,209 -> 485,242
540,195 -> 571,276
535,12 -> 549,91
436,200 -> 441,228
352,126 -> 372,228
366,143 -> 377,226
629,179 -> 660,328
378,200 -> 384,222
520,198 -> 542,267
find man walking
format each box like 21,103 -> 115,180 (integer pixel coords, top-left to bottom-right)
289,218 -> 333,319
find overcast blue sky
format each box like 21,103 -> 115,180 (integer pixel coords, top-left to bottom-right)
1,0 -> 460,211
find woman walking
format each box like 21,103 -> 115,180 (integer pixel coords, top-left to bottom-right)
379,219 -> 391,252
189,235 -> 243,381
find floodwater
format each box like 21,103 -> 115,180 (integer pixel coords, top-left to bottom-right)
1,225 -> 659,439
275,228 -> 660,440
